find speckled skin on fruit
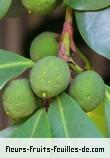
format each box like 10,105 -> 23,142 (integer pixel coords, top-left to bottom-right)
69,70 -> 105,112
30,56 -> 70,98
30,32 -> 58,62
21,0 -> 58,14
2,79 -> 37,120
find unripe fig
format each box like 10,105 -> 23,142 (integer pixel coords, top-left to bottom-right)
21,0 -> 58,14
2,79 -> 37,120
30,56 -> 70,98
30,32 -> 59,62
0,0 -> 12,20
69,70 -> 105,112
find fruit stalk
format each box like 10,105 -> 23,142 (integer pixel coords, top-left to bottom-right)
58,7 -> 76,61
76,48 -> 93,70
58,7 -> 92,73
58,7 -> 84,73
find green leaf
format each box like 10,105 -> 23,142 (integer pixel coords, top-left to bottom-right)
64,0 -> 110,11
0,49 -> 34,89
0,0 -> 12,20
0,126 -> 18,138
48,93 -> 103,138
11,109 -> 51,138
75,8 -> 110,60
104,85 -> 110,137
87,103 -> 107,137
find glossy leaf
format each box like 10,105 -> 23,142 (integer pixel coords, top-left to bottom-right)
104,85 -> 110,137
11,109 -> 51,138
87,103 -> 107,137
75,8 -> 110,60
48,93 -> 103,138
0,49 -> 34,89
0,0 -> 12,20
64,0 -> 110,11
0,126 -> 18,138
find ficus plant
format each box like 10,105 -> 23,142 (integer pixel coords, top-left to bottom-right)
0,0 -> 110,138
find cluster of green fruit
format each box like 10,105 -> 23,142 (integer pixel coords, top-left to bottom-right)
2,32 -> 105,121
0,0 -> 60,19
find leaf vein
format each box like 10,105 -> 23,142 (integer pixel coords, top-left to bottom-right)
0,61 -> 33,69
30,110 -> 43,138
57,96 -> 69,138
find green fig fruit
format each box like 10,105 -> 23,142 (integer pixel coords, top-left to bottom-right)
0,0 -> 12,20
2,79 -> 37,120
69,70 -> 105,112
30,32 -> 59,62
21,0 -> 58,15
30,56 -> 70,98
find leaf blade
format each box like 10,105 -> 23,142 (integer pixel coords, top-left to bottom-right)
64,0 -> 110,11
11,109 -> 51,138
48,93 -> 103,138
0,49 -> 34,89
75,8 -> 110,59
0,126 -> 18,138
87,103 -> 107,137
104,85 -> 110,137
